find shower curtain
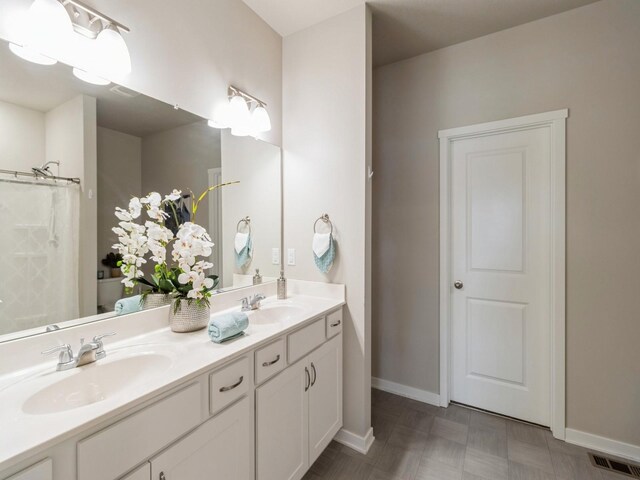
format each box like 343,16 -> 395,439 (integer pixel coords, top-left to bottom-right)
0,179 -> 80,335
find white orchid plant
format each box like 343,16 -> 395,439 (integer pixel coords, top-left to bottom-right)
111,186 -> 235,311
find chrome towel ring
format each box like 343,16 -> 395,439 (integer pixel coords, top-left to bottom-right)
237,216 -> 251,234
313,214 -> 333,234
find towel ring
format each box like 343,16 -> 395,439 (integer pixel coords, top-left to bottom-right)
237,216 -> 251,234
313,214 -> 333,235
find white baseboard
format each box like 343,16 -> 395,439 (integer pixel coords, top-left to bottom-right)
372,377 -> 441,407
565,428 -> 640,462
334,427 -> 374,454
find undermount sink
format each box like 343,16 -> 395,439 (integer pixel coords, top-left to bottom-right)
22,353 -> 173,415
247,303 -> 306,325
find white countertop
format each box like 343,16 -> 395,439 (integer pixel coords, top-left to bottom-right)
0,284 -> 345,471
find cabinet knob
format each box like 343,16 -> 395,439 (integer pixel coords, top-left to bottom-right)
160,473 -> 166,480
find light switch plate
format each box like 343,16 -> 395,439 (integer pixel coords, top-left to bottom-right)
272,248 -> 280,265
287,248 -> 296,266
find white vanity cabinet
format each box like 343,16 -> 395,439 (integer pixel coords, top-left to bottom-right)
256,332 -> 342,480
150,396 -> 252,480
0,305 -> 344,480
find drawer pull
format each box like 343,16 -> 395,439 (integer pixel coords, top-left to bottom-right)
330,320 -> 341,327
310,362 -> 317,387
262,354 -> 281,367
305,367 -> 310,391
219,376 -> 244,392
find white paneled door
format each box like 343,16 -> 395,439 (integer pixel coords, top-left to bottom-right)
449,125 -> 553,426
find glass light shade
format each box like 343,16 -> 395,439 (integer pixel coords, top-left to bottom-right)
95,26 -> 131,80
9,43 -> 56,65
231,126 -> 250,137
228,95 -> 251,131
209,101 -> 232,128
73,67 -> 110,86
251,105 -> 271,133
25,0 -> 73,61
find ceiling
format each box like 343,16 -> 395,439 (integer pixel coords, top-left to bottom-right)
0,40 -> 203,137
242,0 -> 601,67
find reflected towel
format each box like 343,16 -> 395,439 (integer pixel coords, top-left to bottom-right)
208,311 -> 249,343
115,295 -> 142,316
235,234 -> 253,269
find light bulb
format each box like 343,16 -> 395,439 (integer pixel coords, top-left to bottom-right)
95,26 -> 131,80
251,105 -> 271,133
228,95 -> 251,131
73,67 -> 110,86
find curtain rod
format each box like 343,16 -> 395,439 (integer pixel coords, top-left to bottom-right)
0,169 -> 81,185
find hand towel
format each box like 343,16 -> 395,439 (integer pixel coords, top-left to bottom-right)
235,233 -> 252,269
208,311 -> 249,343
234,232 -> 249,254
313,235 -> 336,274
312,233 -> 331,258
115,295 -> 142,316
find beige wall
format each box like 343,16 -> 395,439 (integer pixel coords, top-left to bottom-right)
283,5 -> 372,439
97,127 -> 142,275
221,131 -> 281,288
0,100 -> 45,172
0,0 -> 282,146
373,0 -> 640,446
141,121 -> 221,230
45,95 -> 97,317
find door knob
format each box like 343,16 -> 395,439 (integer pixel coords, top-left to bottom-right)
454,281 -> 464,289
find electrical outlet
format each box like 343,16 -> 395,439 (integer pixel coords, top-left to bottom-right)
272,248 -> 280,265
287,248 -> 296,266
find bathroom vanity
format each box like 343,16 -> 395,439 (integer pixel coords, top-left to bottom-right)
0,282 -> 345,480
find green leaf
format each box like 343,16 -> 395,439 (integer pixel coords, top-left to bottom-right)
136,277 -> 155,288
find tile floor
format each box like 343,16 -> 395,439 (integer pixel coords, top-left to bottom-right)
303,389 -> 623,480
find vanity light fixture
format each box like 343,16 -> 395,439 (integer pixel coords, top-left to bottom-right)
210,86 -> 272,138
9,0 -> 131,85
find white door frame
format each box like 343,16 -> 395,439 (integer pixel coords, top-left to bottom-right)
438,109 -> 568,439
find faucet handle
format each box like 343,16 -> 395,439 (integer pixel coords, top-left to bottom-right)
239,297 -> 250,310
92,332 -> 116,343
42,344 -> 73,363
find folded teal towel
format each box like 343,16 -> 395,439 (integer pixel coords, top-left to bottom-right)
208,311 -> 249,343
115,295 -> 142,316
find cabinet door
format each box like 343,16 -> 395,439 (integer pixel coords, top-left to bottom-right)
256,360 -> 309,480
150,397 -> 251,480
6,459 -> 52,480
308,334 -> 342,464
120,463 -> 150,480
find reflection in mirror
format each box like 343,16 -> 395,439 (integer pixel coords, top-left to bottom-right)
0,39 -> 281,341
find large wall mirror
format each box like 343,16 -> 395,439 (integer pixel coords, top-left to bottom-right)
0,38 -> 282,342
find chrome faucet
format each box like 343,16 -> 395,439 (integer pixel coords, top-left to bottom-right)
240,294 -> 266,312
42,333 -> 116,371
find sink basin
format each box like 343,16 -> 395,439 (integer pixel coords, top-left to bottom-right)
246,303 -> 306,325
22,353 -> 173,415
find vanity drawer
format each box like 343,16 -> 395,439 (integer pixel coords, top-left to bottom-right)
326,309 -> 343,338
77,382 -> 202,480
288,318 -> 325,364
209,356 -> 250,415
255,338 -> 285,385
